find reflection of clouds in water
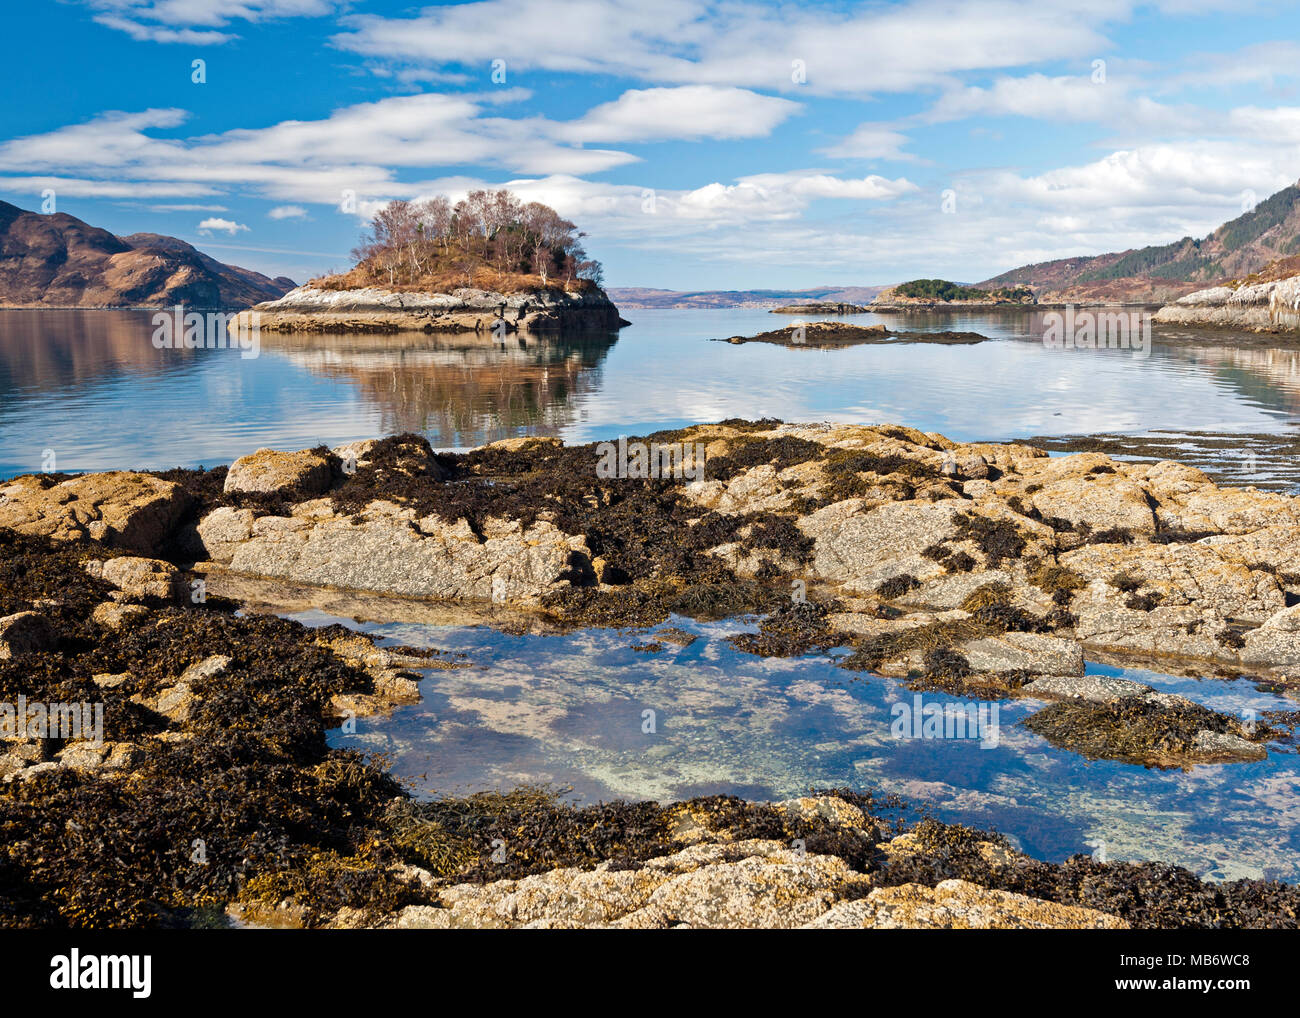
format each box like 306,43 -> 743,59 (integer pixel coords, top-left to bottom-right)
330,612 -> 1300,882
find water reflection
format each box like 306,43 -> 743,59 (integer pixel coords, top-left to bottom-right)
314,610 -> 1300,883
258,330 -> 617,445
6,307 -> 1300,480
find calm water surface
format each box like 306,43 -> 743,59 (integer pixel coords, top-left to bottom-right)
4,306 -> 1300,478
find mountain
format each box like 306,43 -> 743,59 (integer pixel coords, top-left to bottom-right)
979,180 -> 1300,302
0,201 -> 295,308
606,285 -> 889,309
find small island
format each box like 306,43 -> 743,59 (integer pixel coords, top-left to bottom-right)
717,321 -> 989,348
237,190 -> 626,334
870,278 -> 1036,311
769,301 -> 869,315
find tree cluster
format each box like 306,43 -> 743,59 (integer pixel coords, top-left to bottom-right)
349,189 -> 603,290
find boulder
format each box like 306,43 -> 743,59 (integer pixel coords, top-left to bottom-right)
0,471 -> 191,552
223,448 -> 333,497
91,556 -> 183,600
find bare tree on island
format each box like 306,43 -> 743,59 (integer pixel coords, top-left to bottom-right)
343,188 -> 603,294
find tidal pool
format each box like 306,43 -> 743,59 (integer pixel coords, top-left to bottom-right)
304,609 -> 1300,884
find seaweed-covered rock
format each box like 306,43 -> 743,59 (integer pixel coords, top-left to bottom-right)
0,611 -> 54,659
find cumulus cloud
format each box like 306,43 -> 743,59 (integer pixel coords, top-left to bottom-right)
197,217 -> 248,234
267,205 -> 307,219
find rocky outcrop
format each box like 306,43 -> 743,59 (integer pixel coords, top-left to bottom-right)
235,284 -> 626,334
1153,274 -> 1300,332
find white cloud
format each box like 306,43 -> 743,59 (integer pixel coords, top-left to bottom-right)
332,0 -> 1117,97
820,124 -> 918,161
85,0 -> 336,44
198,217 -> 248,234
558,86 -> 800,143
267,205 -> 307,219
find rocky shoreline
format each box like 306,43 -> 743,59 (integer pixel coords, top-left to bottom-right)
6,420 -> 1300,926
1154,273 -> 1300,332
234,284 -> 628,334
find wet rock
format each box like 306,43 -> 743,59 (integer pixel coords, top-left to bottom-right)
0,471 -> 191,552
0,611 -> 55,658
223,448 -> 333,497
806,879 -> 1127,929
1191,729 -> 1267,761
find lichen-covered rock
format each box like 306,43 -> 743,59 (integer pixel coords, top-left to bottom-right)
0,471 -> 191,552
209,499 -> 589,604
223,448 -> 333,497
805,879 -> 1127,929
89,556 -> 183,601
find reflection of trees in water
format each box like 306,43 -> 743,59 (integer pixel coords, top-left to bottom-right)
259,330 -> 620,446
0,310 -> 185,398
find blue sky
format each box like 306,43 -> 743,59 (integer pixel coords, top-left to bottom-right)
2,0 -> 1299,290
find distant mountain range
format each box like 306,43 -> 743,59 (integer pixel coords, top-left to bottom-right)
979,180 -> 1300,302
606,285 -> 889,309
0,201 -> 295,308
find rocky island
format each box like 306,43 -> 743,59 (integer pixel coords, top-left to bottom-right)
6,420 -> 1300,928
717,321 -> 989,348
870,279 -> 1035,311
236,190 -> 626,334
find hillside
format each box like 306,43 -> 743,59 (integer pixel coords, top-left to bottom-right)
0,202 -> 295,308
980,180 -> 1300,302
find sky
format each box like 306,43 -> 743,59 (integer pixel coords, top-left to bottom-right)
1,0 -> 1299,290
